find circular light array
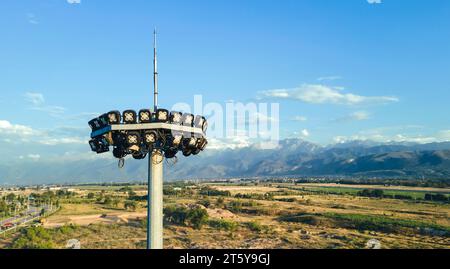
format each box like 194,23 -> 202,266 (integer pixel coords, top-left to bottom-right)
88,109 -> 208,159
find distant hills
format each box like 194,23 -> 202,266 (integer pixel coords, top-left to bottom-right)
2,139 -> 450,186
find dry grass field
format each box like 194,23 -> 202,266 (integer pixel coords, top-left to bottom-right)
1,182 -> 449,249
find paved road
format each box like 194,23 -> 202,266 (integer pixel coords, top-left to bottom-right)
0,205 -> 51,231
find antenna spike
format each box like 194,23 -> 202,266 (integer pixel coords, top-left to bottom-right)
153,28 -> 158,111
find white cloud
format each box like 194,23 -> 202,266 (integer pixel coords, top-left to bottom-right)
334,111 -> 370,122
367,0 -> 382,4
317,76 -> 342,81
243,112 -> 278,125
24,92 -> 45,105
301,129 -> 310,137
0,120 -> 87,146
0,120 -> 36,136
67,0 -> 81,4
207,136 -> 252,150
39,137 -> 86,146
261,84 -> 398,106
437,130 -> 450,140
27,154 -> 41,160
24,91 -> 66,117
292,116 -> 308,122
27,13 -> 39,25
351,111 -> 370,121
333,127 -> 450,145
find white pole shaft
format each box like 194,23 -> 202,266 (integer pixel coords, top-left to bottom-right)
148,150 -> 163,249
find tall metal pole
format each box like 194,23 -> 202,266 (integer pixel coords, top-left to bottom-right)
147,28 -> 164,250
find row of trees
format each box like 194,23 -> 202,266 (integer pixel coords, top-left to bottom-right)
85,191 -> 139,211
357,189 -> 449,202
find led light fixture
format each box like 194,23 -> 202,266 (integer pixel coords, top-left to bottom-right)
132,151 -> 147,160
139,109 -> 152,123
126,131 -> 141,146
143,130 -> 158,145
182,113 -> 194,127
194,116 -> 208,133
123,110 -> 137,124
155,109 -> 169,122
196,137 -> 208,151
107,111 -> 121,125
113,147 -> 127,159
88,118 -> 102,131
89,137 -> 109,154
169,111 -> 183,125
170,132 -> 183,147
182,137 -> 197,150
164,148 -> 178,159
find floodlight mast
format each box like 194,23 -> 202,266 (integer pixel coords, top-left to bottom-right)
147,29 -> 164,250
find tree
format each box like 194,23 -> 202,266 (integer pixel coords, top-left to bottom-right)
87,193 -> 95,199
103,196 -> 112,206
198,199 -> 211,208
0,200 -> 7,214
12,227 -> 54,249
6,193 -> 16,202
124,200 -> 137,211
112,198 -> 120,208
216,197 -> 225,207
187,208 -> 208,230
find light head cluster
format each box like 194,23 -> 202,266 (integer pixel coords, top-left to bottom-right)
88,109 -> 208,160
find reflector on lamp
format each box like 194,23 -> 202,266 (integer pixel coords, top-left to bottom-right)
156,109 -> 169,122
143,130 -> 158,146
182,113 -> 194,127
170,111 -> 183,125
139,109 -> 152,123
107,111 -> 121,125
194,116 -> 208,133
126,131 -> 141,146
123,110 -> 137,124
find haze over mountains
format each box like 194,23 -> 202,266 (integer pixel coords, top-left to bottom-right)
1,139 -> 450,186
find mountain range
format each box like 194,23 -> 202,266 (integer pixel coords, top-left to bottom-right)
1,139 -> 450,186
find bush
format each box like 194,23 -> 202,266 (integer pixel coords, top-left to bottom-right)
209,219 -> 238,231
187,208 -> 208,230
58,224 -> 77,234
199,187 -> 231,197
226,201 -> 243,213
425,193 -> 449,202
246,221 -> 265,233
164,206 -> 208,230
13,227 -> 54,249
198,199 -> 211,208
393,194 -> 413,200
323,212 -> 450,236
124,200 -> 137,211
358,189 -> 384,198
216,197 -> 225,207
279,213 -> 329,226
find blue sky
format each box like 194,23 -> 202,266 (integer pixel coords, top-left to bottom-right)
0,0 -> 450,162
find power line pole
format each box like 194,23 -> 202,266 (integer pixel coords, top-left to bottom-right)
147,29 -> 164,250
